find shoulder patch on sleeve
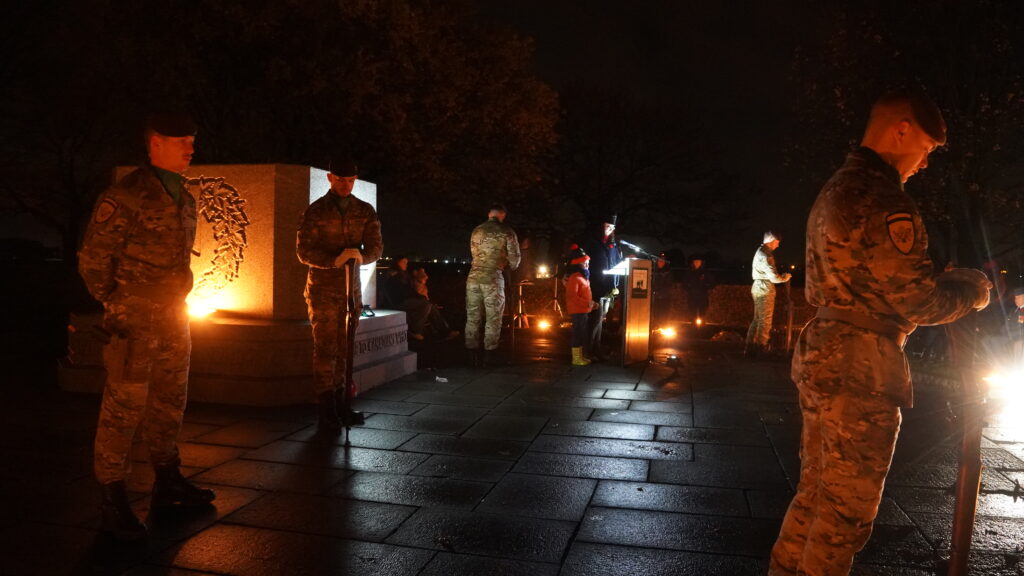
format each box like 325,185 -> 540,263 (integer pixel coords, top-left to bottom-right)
886,212 -> 915,255
94,199 -> 118,223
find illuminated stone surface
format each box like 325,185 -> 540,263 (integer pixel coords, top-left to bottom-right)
15,337 -> 1024,574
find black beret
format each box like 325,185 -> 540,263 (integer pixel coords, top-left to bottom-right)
145,113 -> 198,137
329,155 -> 358,177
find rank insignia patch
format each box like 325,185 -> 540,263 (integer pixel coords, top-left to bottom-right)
94,199 -> 118,223
886,212 -> 915,255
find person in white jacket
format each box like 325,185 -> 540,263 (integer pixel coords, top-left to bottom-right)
744,230 -> 791,357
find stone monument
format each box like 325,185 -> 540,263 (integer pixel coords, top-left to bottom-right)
61,164 -> 416,406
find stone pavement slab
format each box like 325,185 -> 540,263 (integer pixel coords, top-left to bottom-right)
9,337 -> 1024,575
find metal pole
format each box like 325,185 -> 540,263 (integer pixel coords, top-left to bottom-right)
946,314 -> 983,576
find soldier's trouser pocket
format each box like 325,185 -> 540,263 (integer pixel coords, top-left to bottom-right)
104,336 -> 156,382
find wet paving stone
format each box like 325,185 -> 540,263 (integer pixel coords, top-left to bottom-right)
194,459 -> 352,494
627,400 -> 693,413
910,510 -> 1024,553
691,407 -> 765,430
886,487 -> 955,515
656,425 -> 772,446
604,389 -> 690,402
561,542 -> 765,576
410,454 -> 513,482
243,440 -> 428,474
362,411 -> 481,435
462,414 -> 548,441
451,380 -> 524,398
191,418 -> 310,448
385,508 -> 576,562
512,451 -> 648,481
590,409 -> 693,427
224,491 -> 416,541
334,471 -> 491,508
577,506 -> 778,556
177,442 -> 248,469
517,386 -> 607,398
351,398 -> 428,415
477,473 -> 597,521
875,497 -> 915,526
286,425 -> 417,449
529,434 -> 692,461
746,488 -> 794,519
854,524 -> 937,569
490,404 -> 594,421
649,444 -> 788,488
418,552 -> 559,576
400,433 -> 529,459
404,391 -> 504,408
542,419 -> 654,440
592,480 -> 748,516
161,523 -> 434,576
500,395 -> 630,410
888,465 -> 1017,492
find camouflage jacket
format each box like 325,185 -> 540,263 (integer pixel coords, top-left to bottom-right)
751,244 -> 786,294
794,147 -> 988,406
296,190 -> 383,291
467,218 -> 520,283
78,165 -> 197,304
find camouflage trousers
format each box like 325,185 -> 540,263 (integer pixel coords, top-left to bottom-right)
306,287 -> 360,397
465,279 -> 505,351
94,297 -> 190,484
746,282 -> 776,349
768,385 -> 901,576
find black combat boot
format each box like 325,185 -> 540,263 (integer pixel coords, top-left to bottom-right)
317,390 -> 342,434
100,480 -> 147,541
152,461 -> 216,508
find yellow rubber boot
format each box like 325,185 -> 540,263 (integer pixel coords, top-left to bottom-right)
572,347 -> 591,366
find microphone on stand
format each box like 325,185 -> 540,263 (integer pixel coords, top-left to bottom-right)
618,239 -> 641,252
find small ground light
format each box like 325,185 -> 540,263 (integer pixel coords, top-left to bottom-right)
656,326 -> 677,338
666,354 -> 679,366
537,319 -> 552,330
695,317 -> 703,327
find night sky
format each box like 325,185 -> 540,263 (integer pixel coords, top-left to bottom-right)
483,1 -> 802,263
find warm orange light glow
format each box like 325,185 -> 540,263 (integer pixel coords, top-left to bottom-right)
537,319 -> 552,330
655,326 -> 677,338
695,317 -> 703,327
537,264 -> 551,278
186,291 -> 235,318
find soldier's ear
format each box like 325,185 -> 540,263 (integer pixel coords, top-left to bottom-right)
894,120 -> 911,144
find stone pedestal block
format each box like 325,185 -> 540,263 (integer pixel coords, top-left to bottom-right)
61,164 -> 414,405
61,311 -> 415,406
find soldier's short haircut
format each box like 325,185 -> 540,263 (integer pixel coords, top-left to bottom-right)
489,203 -> 507,214
869,88 -> 947,145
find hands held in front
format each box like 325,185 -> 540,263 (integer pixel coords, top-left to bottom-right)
334,249 -> 362,267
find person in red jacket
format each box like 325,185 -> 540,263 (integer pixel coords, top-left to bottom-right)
564,245 -> 596,366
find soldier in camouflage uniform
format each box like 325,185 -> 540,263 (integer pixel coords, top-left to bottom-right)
465,203 -> 521,366
768,89 -> 991,576
745,231 -> 791,358
78,114 -> 215,542
296,155 -> 383,434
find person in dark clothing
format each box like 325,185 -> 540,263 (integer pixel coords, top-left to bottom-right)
580,215 -> 622,361
382,256 -> 412,309
683,256 -> 713,324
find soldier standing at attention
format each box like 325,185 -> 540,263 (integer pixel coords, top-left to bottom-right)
79,113 -> 215,542
745,231 -> 791,358
768,89 -> 992,576
296,155 -> 383,434
464,203 -> 520,366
